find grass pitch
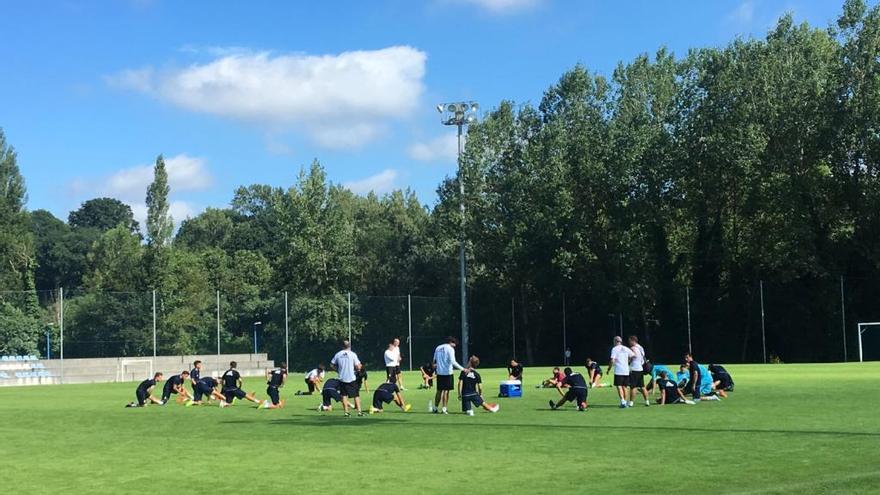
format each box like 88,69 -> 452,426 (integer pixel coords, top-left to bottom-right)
1,363 -> 879,494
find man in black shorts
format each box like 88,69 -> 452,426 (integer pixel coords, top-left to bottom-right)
161,370 -> 191,404
432,336 -> 467,414
261,362 -> 287,409
370,375 -> 412,413
330,340 -> 364,417
585,358 -> 604,388
220,361 -> 262,408
656,370 -> 695,405
189,360 -> 202,397
507,359 -> 524,383
709,364 -> 734,396
419,362 -> 436,389
188,376 -> 226,406
126,372 -> 163,407
459,356 -> 499,416
319,377 -> 343,411
549,367 -> 589,411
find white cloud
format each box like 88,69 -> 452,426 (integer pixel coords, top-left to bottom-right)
450,0 -> 541,14
343,169 -> 399,195
408,134 -> 459,162
108,46 -> 427,149
127,200 -> 197,228
728,0 -> 756,24
103,154 -> 212,200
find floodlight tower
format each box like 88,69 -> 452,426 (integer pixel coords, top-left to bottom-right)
437,101 -> 479,360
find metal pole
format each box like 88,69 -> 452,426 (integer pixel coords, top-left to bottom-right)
216,290 -> 220,359
407,294 -> 413,372
511,297 -> 516,360
347,292 -> 352,343
253,323 -> 257,354
458,122 -> 469,361
46,329 -> 50,360
562,293 -> 567,365
284,291 -> 290,367
686,286 -> 692,355
840,275 -> 847,362
618,313 -> 623,338
760,280 -> 767,364
152,290 -> 157,358
858,324 -> 864,363
59,287 -> 64,384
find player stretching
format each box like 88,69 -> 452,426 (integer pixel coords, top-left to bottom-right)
126,372 -> 163,407
458,356 -> 499,416
261,362 -> 287,409
370,375 -> 412,413
319,377 -> 343,411
549,367 -> 589,411
189,360 -> 203,398
656,370 -> 695,405
220,361 -> 262,408
187,376 -> 227,406
419,362 -> 436,389
432,336 -> 467,414
585,358 -> 605,388
161,370 -> 192,404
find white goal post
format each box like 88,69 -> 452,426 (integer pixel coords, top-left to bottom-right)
117,359 -> 153,382
857,322 -> 880,363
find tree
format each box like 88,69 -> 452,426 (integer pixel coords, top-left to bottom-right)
145,155 -> 173,247
68,197 -> 139,234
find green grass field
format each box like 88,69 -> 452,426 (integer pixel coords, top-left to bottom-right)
1,363 -> 879,494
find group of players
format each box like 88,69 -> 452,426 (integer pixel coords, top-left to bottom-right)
126,334 -> 733,415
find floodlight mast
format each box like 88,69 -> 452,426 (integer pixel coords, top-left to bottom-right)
438,101 -> 479,360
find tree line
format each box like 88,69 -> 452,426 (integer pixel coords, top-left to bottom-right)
2,1 -> 879,366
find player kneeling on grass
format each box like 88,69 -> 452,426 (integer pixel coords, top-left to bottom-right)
537,366 -> 566,395
458,356 -> 499,416
187,376 -> 226,406
585,358 -> 605,388
126,372 -> 163,407
220,361 -> 262,408
549,367 -> 589,411
656,371 -> 695,405
161,371 -> 192,405
261,362 -> 287,409
370,375 -> 412,414
319,378 -> 343,411
708,364 -> 733,397
419,362 -> 436,389
296,365 -> 325,395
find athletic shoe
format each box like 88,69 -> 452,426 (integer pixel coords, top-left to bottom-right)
644,401 -> 650,407
549,400 -> 557,410
295,391 -> 303,396
344,412 -> 351,418
685,400 -> 696,405
357,411 -> 365,417
489,404 -> 500,413
184,400 -> 194,408
466,410 -> 475,416
369,407 -> 380,414
403,404 -> 412,412
441,407 -> 448,414
627,401 -> 634,407
279,400 -> 286,409
619,402 -> 627,409
219,401 -> 229,408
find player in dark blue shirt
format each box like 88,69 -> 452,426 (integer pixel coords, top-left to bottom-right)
126,372 -> 163,407
189,360 -> 202,397
354,363 -> 369,392
656,370 -> 694,405
549,367 -> 589,411
419,362 -> 436,389
161,371 -> 191,404
458,356 -> 499,416
684,354 -> 702,399
585,358 -> 605,388
261,362 -> 288,409
219,361 -> 262,408
369,375 -> 412,413
319,378 -> 343,411
187,376 -> 226,406
709,364 -> 733,396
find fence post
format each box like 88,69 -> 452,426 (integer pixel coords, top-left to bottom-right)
216,290 -> 220,360
347,292 -> 352,344
285,291 -> 290,367
152,290 -> 157,358
511,297 -> 516,360
840,275 -> 847,362
686,286 -> 692,355
562,293 -> 567,365
407,294 -> 413,372
59,286 -> 64,385
760,280 -> 767,364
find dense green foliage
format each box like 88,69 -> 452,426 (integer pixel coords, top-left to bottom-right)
0,364 -> 878,494
3,1 -> 880,365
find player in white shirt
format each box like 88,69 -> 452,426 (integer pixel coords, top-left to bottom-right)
296,365 -> 325,395
607,336 -> 635,408
383,337 -> 404,390
330,340 -> 364,417
431,336 -> 467,414
627,335 -> 650,407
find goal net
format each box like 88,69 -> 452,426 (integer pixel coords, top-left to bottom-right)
857,322 -> 880,362
116,359 -> 153,382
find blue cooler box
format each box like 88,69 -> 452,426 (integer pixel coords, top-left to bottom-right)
499,381 -> 522,398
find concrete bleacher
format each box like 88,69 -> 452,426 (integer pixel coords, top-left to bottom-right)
0,353 -> 274,387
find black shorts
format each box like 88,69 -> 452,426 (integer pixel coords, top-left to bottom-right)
341,381 -> 360,398
385,366 -> 401,379
613,374 -> 629,387
305,378 -> 319,393
322,389 -> 342,407
267,386 -> 280,405
629,371 -> 645,388
717,375 -> 733,390
461,393 -> 484,411
563,388 -> 587,405
223,388 -> 247,403
666,394 -> 683,404
135,389 -> 149,406
437,374 -> 454,391
373,390 -> 394,409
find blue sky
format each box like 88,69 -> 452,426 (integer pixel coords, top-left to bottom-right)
0,0 -> 860,225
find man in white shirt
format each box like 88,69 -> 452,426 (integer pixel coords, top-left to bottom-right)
384,338 -> 403,390
627,335 -> 650,407
330,340 -> 364,417
432,336 -> 466,414
607,336 -> 635,408
296,365 -> 325,395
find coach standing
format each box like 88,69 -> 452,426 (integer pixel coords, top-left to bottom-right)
331,340 -> 364,417
607,336 -> 635,409
384,338 -> 402,388
432,336 -> 466,414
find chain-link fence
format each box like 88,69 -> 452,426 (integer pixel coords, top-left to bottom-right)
1,278 -> 878,379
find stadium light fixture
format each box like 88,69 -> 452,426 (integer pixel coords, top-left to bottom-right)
253,321 -> 262,354
437,100 -> 479,360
